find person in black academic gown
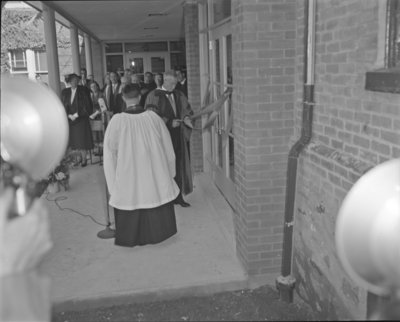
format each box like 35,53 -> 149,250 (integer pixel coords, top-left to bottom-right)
144,70 -> 194,207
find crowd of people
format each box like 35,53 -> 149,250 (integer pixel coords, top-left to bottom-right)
0,67 -> 191,321
60,67 -> 193,247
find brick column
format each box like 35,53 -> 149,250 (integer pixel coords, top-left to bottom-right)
231,0 -> 297,278
184,1 -> 203,172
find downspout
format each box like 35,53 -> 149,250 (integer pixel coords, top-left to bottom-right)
276,0 -> 316,303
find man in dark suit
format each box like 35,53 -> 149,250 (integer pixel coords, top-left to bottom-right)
176,69 -> 188,97
144,70 -> 194,207
104,72 -> 121,114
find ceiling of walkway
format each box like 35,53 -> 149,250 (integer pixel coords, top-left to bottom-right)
25,0 -> 185,42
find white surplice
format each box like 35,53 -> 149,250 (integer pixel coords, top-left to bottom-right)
103,110 -> 179,210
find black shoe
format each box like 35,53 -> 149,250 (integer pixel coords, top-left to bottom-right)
81,161 -> 87,167
177,200 -> 190,207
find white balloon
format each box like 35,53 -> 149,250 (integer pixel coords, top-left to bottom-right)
335,158 -> 400,295
1,77 -> 69,180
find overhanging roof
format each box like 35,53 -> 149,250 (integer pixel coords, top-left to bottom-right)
24,0 -> 185,43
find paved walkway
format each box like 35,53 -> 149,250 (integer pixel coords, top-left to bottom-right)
38,162 -> 249,312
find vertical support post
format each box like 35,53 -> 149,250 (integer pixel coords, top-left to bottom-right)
26,49 -> 36,80
84,34 -> 93,77
42,4 -> 61,96
70,23 -> 80,74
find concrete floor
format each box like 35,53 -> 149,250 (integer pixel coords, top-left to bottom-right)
38,161 -> 251,312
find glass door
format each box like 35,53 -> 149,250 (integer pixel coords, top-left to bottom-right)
126,52 -> 170,79
127,54 -> 144,76
148,52 -> 169,74
209,24 -> 235,207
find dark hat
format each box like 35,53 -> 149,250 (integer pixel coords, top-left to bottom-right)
122,83 -> 141,99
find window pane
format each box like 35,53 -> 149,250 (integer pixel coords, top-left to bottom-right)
105,43 -> 123,53
217,116 -> 223,168
170,52 -> 186,70
125,43 -> 147,52
130,58 -> 144,74
229,134 -> 235,182
226,35 -> 232,84
215,39 -> 220,83
125,42 -> 168,52
169,41 -> 185,52
106,55 -> 123,72
147,42 -> 168,51
150,56 -> 165,73
213,0 -> 231,24
35,51 -> 47,71
11,50 -> 27,70
395,1 -> 400,66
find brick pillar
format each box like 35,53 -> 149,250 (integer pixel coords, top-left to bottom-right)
231,0 -> 297,278
184,1 -> 203,172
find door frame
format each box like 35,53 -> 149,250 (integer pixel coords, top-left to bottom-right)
208,22 -> 235,208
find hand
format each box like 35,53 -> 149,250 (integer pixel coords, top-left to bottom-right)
172,119 -> 181,128
90,111 -> 99,119
183,116 -> 193,129
0,189 -> 53,277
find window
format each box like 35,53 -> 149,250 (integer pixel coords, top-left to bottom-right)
386,0 -> 400,68
365,0 -> 400,94
106,55 -> 123,73
170,52 -> 186,70
169,41 -> 185,52
105,43 -> 123,53
150,57 -> 165,73
34,50 -> 47,72
212,0 -> 231,24
125,42 -> 168,52
10,50 -> 27,71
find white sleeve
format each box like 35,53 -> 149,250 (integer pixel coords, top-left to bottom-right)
103,117 -> 119,197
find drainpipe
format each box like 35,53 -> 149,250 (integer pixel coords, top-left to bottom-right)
276,0 -> 316,303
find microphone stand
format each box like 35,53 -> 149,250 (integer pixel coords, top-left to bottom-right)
96,182 -> 115,239
96,110 -> 115,239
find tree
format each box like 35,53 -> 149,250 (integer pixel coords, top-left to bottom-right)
1,8 -> 70,73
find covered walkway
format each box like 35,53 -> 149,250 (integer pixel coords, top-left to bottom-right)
38,162 -> 250,312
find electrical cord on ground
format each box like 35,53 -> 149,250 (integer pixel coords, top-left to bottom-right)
43,191 -> 107,227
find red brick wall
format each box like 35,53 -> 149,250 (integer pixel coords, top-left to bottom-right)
184,2 -> 203,173
231,0 -> 297,277
292,0 -> 400,319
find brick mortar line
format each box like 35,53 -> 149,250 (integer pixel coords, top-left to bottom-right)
306,142 -> 375,176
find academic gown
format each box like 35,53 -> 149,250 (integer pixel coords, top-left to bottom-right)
144,89 -> 194,196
